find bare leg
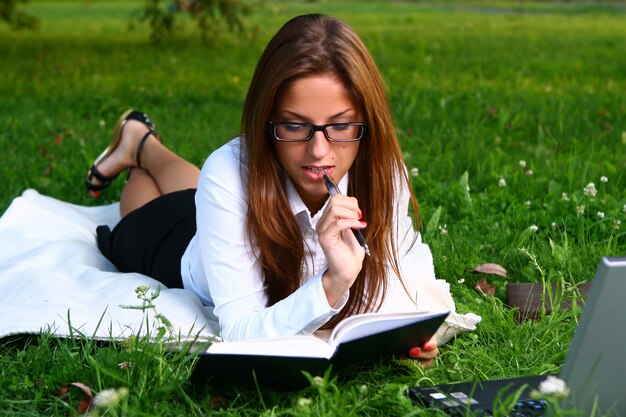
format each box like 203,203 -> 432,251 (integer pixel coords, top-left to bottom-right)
90,119 -> 200,218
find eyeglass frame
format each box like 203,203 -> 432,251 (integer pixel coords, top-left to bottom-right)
268,121 -> 368,142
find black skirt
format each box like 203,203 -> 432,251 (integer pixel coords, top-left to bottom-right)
96,189 -> 197,288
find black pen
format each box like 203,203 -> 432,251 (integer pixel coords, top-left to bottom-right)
322,172 -> 371,256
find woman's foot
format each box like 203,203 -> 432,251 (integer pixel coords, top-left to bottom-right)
86,111 -> 161,197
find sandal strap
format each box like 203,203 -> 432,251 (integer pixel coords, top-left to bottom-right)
136,130 -> 156,169
127,110 -> 161,170
86,164 -> 119,191
89,164 -> 118,184
125,110 -> 158,133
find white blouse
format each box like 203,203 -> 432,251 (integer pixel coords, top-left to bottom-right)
181,137 -> 465,342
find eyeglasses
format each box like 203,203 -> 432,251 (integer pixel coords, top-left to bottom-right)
269,121 -> 367,142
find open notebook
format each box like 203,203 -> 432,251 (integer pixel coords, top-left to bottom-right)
406,256 -> 626,417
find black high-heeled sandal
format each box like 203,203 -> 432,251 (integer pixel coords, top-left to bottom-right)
85,109 -> 161,195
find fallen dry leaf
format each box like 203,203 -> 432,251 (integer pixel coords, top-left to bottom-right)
52,134 -> 64,146
475,277 -> 496,297
468,263 -> 507,278
208,395 -> 229,408
51,382 -> 93,414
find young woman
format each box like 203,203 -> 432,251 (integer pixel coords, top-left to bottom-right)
87,14 -> 458,366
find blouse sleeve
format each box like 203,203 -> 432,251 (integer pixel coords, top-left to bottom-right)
193,140 -> 347,341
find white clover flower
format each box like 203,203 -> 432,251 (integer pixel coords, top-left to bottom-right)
614,220 -> 622,230
93,389 -> 118,408
538,376 -> 570,398
359,384 -> 368,395
551,222 -> 557,230
93,387 -> 128,409
525,169 -> 533,176
561,192 -> 570,201
597,211 -> 605,219
410,167 -> 419,177
600,176 -> 608,183
525,200 -> 532,208
439,225 -> 448,236
297,397 -> 313,408
457,278 -> 465,284
576,205 -> 585,215
583,183 -> 597,197
529,225 -> 538,232
498,178 -> 506,188
312,376 -> 325,388
519,160 -> 526,168
99,119 -> 106,128
623,204 -> 626,213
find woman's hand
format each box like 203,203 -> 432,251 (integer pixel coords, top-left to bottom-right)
408,336 -> 439,367
317,194 -> 366,305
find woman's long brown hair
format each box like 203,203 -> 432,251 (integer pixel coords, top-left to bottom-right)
241,14 -> 420,328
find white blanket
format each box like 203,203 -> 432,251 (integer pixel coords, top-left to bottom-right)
0,189 -> 479,344
0,189 -> 219,341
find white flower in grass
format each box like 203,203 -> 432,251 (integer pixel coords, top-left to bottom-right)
600,176 -> 608,183
297,397 -> 313,408
583,183 -> 597,197
614,220 -> 621,230
312,376 -> 325,388
561,192 -> 570,201
525,169 -> 533,176
597,211 -> 605,219
439,225 -> 448,236
623,204 -> 626,213
551,222 -> 557,230
93,387 -> 128,409
98,119 -> 106,128
519,160 -> 526,168
457,278 -> 465,284
537,376 -> 570,398
525,200 -> 532,208
576,205 -> 585,215
410,167 -> 419,177
529,225 -> 539,233
498,178 -> 507,188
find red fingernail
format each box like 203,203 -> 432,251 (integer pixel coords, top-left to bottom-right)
424,343 -> 434,351
358,210 -> 362,219
409,347 -> 421,358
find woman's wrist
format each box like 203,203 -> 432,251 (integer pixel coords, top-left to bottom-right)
321,270 -> 352,306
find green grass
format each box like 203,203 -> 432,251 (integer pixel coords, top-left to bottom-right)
1,0 -> 625,415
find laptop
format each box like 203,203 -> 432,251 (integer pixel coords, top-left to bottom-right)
406,257 -> 626,417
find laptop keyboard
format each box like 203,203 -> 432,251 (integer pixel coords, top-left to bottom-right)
406,386 -> 549,416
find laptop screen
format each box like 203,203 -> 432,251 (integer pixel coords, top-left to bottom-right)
560,257 -> 626,415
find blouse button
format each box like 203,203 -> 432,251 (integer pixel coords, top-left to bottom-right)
304,230 -> 315,239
